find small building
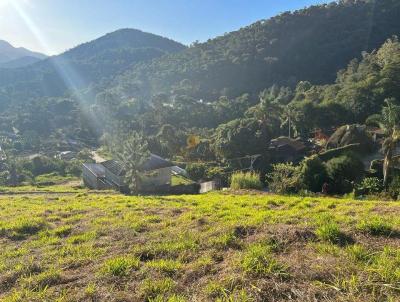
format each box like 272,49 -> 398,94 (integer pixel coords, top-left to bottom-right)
83,154 -> 175,193
56,151 -> 76,161
82,163 -> 112,190
269,137 -> 307,162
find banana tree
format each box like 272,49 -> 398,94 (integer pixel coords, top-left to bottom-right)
380,99 -> 400,187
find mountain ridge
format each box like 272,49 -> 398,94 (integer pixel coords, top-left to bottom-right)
0,28 -> 187,102
0,40 -> 47,65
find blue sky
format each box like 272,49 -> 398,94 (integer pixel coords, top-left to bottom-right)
0,0 -> 331,55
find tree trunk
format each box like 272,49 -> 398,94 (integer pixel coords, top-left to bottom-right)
383,155 -> 390,188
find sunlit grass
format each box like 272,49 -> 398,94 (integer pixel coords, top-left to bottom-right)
0,192 -> 398,301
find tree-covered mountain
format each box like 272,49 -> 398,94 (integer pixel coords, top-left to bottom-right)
1,0 -> 400,162
0,56 -> 44,69
0,29 -> 186,104
108,0 -> 400,101
0,40 -> 47,64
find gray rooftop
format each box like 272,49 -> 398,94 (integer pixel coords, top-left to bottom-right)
83,163 -> 106,177
101,154 -> 174,176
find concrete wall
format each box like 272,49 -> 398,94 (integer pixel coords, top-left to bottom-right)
200,180 -> 221,194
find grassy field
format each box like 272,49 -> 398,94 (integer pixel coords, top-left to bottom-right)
0,191 -> 399,302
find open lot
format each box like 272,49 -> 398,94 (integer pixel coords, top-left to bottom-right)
0,191 -> 399,301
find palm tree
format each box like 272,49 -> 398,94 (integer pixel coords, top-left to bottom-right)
380,98 -> 400,187
116,133 -> 150,194
246,88 -> 282,133
280,104 -> 301,139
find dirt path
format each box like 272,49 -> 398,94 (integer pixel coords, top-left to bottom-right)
91,151 -> 106,163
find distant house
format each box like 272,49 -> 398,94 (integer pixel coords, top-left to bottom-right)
269,137 -> 307,162
83,154 -> 175,193
82,163 -> 112,190
56,151 -> 76,160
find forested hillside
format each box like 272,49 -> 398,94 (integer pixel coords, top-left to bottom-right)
0,40 -> 46,64
110,0 -> 400,100
0,29 -> 186,104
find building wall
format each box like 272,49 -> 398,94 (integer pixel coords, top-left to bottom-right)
140,167 -> 172,190
83,167 -> 100,189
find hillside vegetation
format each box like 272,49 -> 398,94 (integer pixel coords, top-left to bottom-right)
1,0 -> 400,199
111,0 -> 400,100
0,29 -> 186,103
0,192 -> 399,301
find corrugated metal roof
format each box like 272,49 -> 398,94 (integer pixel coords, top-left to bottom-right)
83,163 -> 106,177
141,154 -> 174,171
101,160 -> 125,176
101,154 -> 174,176
270,137 -> 306,152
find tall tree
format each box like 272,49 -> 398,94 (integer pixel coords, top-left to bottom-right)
380,98 -> 400,187
280,104 -> 301,139
116,133 -> 150,194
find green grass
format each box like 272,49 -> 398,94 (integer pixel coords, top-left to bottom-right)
0,190 -> 399,301
315,221 -> 344,244
100,256 -> 140,276
171,175 -> 194,186
230,172 -> 263,190
241,243 -> 287,277
357,216 -> 394,236
34,173 -> 77,185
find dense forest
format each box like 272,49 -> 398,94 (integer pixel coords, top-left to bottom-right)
0,0 -> 400,197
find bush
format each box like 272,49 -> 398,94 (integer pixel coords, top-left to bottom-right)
326,154 -> 365,194
388,175 -> 400,200
266,162 -> 301,194
205,166 -> 229,185
300,155 -> 329,192
186,163 -> 207,181
230,172 -> 263,190
356,177 -> 383,195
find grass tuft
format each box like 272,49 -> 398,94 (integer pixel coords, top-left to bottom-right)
140,278 -> 176,301
357,217 -> 394,236
230,172 -> 263,190
241,243 -> 287,277
100,256 -> 140,277
146,259 -> 182,275
315,221 -> 347,244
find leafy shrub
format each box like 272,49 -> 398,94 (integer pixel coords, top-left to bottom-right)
388,175 -> 400,200
186,163 -> 207,181
230,172 -> 263,190
356,177 -> 383,195
205,166 -> 229,185
326,154 -> 365,194
300,155 -> 329,192
65,160 -> 83,177
266,162 -> 301,194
